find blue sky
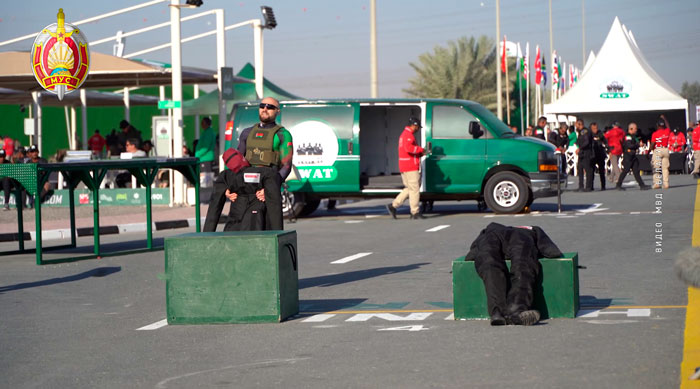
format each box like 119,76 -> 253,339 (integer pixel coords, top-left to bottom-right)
1,0 -> 698,99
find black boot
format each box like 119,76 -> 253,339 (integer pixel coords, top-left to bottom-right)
385,204 -> 397,219
509,310 -> 541,326
490,307 -> 506,326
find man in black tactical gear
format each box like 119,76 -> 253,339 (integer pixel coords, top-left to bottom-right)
590,122 -> 608,191
465,223 -> 563,326
574,119 -> 594,192
615,122 -> 650,191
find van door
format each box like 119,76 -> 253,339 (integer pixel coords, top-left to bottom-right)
424,104 -> 487,193
280,103 -> 359,193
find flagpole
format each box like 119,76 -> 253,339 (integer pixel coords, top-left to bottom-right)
496,0 -> 502,120
526,42 -> 530,127
517,42 -> 524,131
504,36 -> 510,125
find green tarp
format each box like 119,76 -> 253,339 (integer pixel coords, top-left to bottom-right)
182,63 -> 301,116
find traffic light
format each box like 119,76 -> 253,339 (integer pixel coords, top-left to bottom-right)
261,6 -> 277,29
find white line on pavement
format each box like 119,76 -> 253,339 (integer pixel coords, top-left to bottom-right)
331,252 -> 373,264
136,319 -> 168,331
426,225 -> 450,232
302,314 -> 336,322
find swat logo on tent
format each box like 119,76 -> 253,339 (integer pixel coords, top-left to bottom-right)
600,79 -> 630,99
31,8 -> 90,101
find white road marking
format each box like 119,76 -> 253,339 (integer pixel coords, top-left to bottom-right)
346,312 -> 433,322
577,308 -> 651,318
593,212 -> 622,215
136,318 -> 168,331
576,203 -> 609,213
331,252 -> 373,264
426,225 -> 450,232
344,220 -> 364,224
378,325 -> 429,332
630,211 -> 641,214
302,314 -> 336,323
444,313 -> 454,320
365,215 -> 381,219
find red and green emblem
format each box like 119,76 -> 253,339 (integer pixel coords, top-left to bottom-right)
30,8 -> 90,100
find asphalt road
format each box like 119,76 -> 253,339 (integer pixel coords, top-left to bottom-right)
0,173 -> 693,388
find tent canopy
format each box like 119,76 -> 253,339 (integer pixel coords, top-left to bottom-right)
544,17 -> 689,129
182,63 -> 301,116
0,87 -> 159,107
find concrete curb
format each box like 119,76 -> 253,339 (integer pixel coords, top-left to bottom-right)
0,217 -> 207,242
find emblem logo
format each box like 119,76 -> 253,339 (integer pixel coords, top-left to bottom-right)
30,8 -> 90,100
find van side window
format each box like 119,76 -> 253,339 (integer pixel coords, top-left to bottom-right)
432,106 -> 487,139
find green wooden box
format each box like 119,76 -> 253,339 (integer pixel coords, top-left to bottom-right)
165,231 -> 299,324
452,252 -> 579,320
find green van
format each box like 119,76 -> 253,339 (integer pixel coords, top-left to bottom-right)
226,99 -> 565,216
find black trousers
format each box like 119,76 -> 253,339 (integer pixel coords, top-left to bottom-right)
577,153 -> 594,189
473,232 -> 540,316
592,157 -> 606,189
616,154 -> 645,188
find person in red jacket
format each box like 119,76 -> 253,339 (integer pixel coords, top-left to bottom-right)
604,121 -> 625,185
87,129 -> 106,157
668,128 -> 686,153
691,123 -> 700,178
650,116 -> 671,189
386,117 -> 426,219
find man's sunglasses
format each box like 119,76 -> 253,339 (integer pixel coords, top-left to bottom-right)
259,103 -> 279,110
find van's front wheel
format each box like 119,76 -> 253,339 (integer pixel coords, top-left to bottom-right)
483,172 -> 529,214
282,191 -> 320,218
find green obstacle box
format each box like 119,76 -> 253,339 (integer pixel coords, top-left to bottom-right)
165,231 -> 299,324
452,252 -> 579,320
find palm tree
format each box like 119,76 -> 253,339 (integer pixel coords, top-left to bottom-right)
404,36 -> 498,111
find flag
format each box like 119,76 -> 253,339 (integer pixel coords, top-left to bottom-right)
524,43 -> 529,80
541,57 -> 547,86
534,45 -> 541,85
501,35 -> 506,73
551,51 -> 559,91
517,42 -> 524,75
569,64 -> 574,88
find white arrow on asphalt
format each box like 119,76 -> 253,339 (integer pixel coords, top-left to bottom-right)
576,203 -> 609,213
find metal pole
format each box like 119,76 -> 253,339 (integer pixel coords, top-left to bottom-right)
159,86 -> 166,116
582,0 -> 586,67
370,0 -> 378,98
70,107 -> 77,150
253,20 -> 264,99
496,0 -> 502,120
216,9 -> 227,168
548,0 -> 554,105
170,0 -> 185,204
123,87 -> 130,121
557,151 -> 562,213
194,84 -> 200,139
80,89 -> 88,150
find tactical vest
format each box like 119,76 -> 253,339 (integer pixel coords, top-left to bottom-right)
245,124 -> 282,167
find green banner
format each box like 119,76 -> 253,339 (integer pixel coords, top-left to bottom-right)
0,188 -> 171,208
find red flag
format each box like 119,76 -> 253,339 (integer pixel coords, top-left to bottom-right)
501,35 -> 506,74
534,45 -> 542,85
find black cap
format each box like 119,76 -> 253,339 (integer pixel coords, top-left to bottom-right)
28,145 -> 38,152
657,119 -> 666,128
611,121 -> 620,128
119,120 -> 129,129
408,117 -> 422,127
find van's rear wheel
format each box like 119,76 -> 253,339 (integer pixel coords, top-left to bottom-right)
282,192 -> 320,218
483,172 -> 529,214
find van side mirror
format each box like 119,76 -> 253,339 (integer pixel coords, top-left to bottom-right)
469,121 -> 484,139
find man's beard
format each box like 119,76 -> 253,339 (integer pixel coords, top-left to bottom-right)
259,113 -> 276,124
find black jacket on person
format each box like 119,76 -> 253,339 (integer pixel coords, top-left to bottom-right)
591,131 -> 608,160
621,133 -> 641,157
465,222 -> 563,317
552,132 -> 569,150
576,128 -> 593,157
203,166 -> 283,232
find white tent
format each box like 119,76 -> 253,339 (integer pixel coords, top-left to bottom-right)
581,50 -> 596,75
544,17 -> 690,133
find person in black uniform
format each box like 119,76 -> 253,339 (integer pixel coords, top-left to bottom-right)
574,119 -> 594,192
550,123 -> 569,172
203,149 -> 283,232
590,122 -> 608,191
465,222 -> 563,326
533,116 -> 547,140
615,122 -> 650,191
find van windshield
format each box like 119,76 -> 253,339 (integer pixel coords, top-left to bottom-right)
465,103 -> 515,138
